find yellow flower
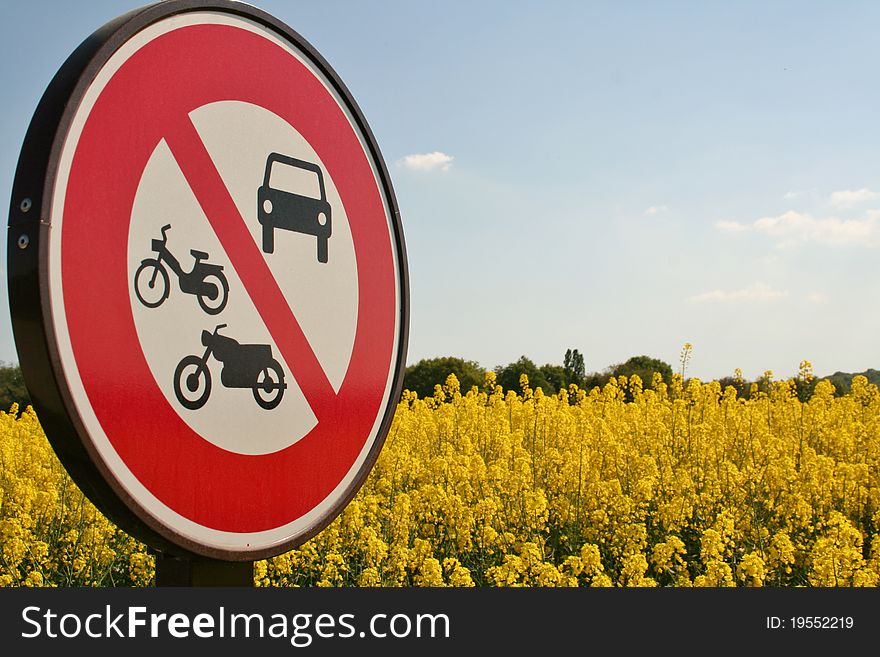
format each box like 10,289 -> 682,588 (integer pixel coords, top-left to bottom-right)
3,351 -> 879,588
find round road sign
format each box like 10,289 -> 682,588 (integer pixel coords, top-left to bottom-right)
7,0 -> 408,560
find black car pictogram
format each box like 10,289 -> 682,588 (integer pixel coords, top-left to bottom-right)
257,153 -> 331,263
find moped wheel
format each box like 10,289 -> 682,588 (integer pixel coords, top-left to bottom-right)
197,272 -> 230,315
253,359 -> 285,410
134,259 -> 170,308
174,355 -> 212,410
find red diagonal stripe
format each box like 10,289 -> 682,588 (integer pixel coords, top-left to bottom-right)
164,115 -> 336,420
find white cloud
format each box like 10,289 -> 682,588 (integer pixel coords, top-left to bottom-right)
689,282 -> 788,304
397,151 -> 454,172
783,190 -> 803,200
829,188 -> 880,207
805,291 -> 827,304
644,205 -> 668,215
716,210 -> 880,247
716,220 -> 749,233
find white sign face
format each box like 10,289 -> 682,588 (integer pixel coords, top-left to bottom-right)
21,6 -> 407,558
129,100 -> 360,455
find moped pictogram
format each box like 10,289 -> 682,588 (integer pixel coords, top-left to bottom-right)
134,224 -> 229,315
173,324 -> 287,410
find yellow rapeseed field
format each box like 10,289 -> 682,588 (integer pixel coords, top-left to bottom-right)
2,362 -> 879,587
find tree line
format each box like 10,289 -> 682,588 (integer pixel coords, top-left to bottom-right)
401,351 -> 880,401
402,349 -> 675,399
2,358 -> 878,413
0,361 -> 31,411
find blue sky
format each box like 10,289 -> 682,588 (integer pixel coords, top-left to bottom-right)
2,1 -> 880,380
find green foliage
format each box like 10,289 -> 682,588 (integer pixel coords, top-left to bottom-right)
539,363 -> 567,393
563,348 -> 586,388
821,369 -> 880,397
403,356 -> 485,399
405,351 -> 879,405
608,355 -> 673,386
495,356 -> 553,394
496,349 -> 587,395
717,376 -> 748,399
0,362 -> 31,413
577,355 -> 673,397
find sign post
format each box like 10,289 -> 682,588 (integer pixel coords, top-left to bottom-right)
7,0 -> 408,583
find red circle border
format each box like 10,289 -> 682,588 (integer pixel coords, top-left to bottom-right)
60,20 -> 397,533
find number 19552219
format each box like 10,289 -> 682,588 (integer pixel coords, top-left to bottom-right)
766,616 -> 854,630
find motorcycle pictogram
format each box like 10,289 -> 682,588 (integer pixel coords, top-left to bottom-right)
173,324 -> 287,410
134,224 -> 230,315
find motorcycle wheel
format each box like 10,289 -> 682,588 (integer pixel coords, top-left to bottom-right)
174,355 -> 212,410
134,259 -> 170,308
253,359 -> 285,410
197,271 -> 230,315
